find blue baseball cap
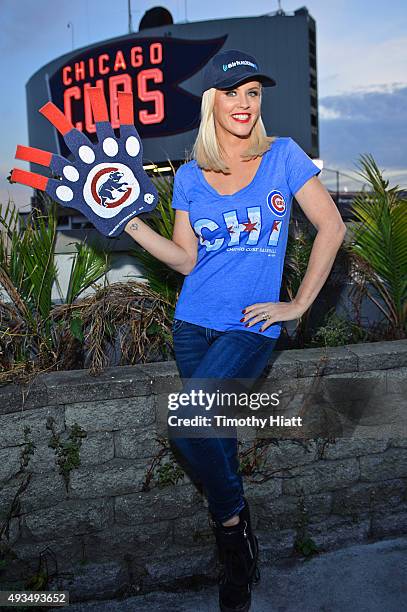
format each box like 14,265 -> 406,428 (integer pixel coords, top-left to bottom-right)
201,49 -> 276,95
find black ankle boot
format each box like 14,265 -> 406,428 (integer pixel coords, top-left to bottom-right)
210,498 -> 260,612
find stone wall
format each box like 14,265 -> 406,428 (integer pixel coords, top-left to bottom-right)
0,339 -> 406,604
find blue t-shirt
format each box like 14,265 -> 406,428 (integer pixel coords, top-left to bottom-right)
171,137 -> 321,339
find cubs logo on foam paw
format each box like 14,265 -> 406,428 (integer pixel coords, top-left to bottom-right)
11,88 -> 158,237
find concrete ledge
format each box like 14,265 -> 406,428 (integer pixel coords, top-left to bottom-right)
1,340 -> 406,415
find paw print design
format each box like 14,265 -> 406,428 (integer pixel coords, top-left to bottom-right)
144,193 -> 155,204
11,87 -> 158,237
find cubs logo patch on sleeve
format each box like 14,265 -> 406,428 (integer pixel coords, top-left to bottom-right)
11,87 -> 158,237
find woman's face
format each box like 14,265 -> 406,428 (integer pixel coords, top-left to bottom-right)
213,80 -> 262,141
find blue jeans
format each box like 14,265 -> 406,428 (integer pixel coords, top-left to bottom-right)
169,319 -> 278,523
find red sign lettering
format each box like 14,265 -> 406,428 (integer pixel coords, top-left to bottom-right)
137,69 -> 164,125
60,43 -> 166,131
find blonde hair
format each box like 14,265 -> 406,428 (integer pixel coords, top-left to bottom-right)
189,85 -> 277,173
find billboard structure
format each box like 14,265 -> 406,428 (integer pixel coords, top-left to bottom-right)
26,7 -> 319,173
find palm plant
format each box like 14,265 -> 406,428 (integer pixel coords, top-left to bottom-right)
129,162 -> 184,314
344,154 -> 407,338
282,220 -> 315,346
0,200 -> 58,329
0,199 -> 109,379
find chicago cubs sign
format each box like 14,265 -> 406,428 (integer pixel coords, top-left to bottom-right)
46,35 -> 227,157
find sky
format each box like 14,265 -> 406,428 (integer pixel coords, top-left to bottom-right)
1,0 -> 407,211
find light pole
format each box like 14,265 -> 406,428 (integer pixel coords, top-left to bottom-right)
67,22 -> 74,50
276,0 -> 285,15
128,0 -> 133,33
323,167 -> 367,202
323,167 -> 341,204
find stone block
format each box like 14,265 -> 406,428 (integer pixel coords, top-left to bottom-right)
0,478 -> 23,521
69,458 -> 148,498
360,447 -> 407,481
144,546 -> 215,585
0,446 -> 22,485
370,508 -> 407,538
283,457 -> 360,496
5,532 -> 85,584
389,437 -> 407,449
50,560 -> 127,603
243,475 -> 283,503
262,350 -> 299,380
256,491 -> 332,530
79,431 -> 115,466
258,439 -> 317,470
114,428 -> 162,460
287,346 -> 358,378
322,438 -> 389,460
174,508 -> 214,548
0,406 -> 64,449
27,431 -> 114,473
255,376 -> 314,416
385,366 -> 407,412
385,366 -> 407,394
0,469 -> 65,531
344,339 -> 407,371
82,521 -> 173,564
21,498 -> 114,540
256,528 -> 297,561
65,396 -> 155,433
0,380 -> 48,416
115,484 -> 202,525
0,516 -> 20,547
306,515 -> 371,551
25,441 -> 56,474
136,360 -> 184,395
114,483 -> 200,525
18,470 -> 67,513
42,365 -> 153,405
332,479 -> 407,516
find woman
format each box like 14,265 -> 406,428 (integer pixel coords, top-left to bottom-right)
125,49 -> 346,612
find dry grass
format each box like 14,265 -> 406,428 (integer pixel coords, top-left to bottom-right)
0,280 -> 176,384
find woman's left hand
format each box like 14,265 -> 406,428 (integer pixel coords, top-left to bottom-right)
241,300 -> 306,332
